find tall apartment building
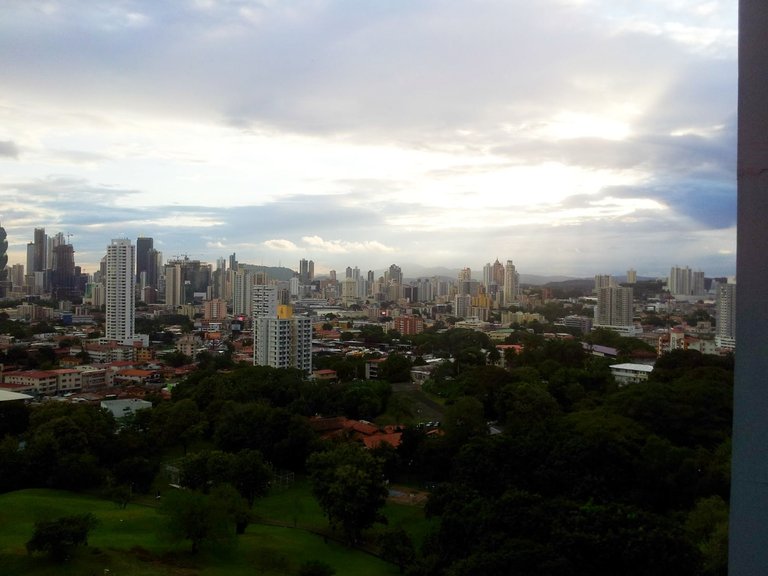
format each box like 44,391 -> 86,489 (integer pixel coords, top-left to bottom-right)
594,286 -> 635,334
669,266 -> 705,296
454,293 -> 471,318
503,260 -> 519,305
715,282 -> 736,350
105,238 -> 135,343
253,285 -> 311,372
594,274 -> 615,293
164,263 -> 183,308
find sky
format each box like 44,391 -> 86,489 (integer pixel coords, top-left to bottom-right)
0,0 -> 738,279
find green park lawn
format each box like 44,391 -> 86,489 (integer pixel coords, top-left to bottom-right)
0,481 -> 433,576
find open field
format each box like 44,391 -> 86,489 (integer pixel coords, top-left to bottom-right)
0,483 -> 433,576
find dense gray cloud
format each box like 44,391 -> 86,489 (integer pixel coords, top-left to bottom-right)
0,0 -> 737,277
0,141 -> 20,158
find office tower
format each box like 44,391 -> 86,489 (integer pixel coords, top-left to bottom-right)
33,227 -> 46,272
715,282 -> 736,350
626,269 -> 637,284
299,258 -> 310,283
253,285 -> 312,372
308,260 -> 314,282
367,270 -> 375,284
105,238 -> 135,343
345,266 -> 353,279
595,286 -> 634,329
329,270 -> 337,281
228,253 -> 238,272
0,221 -> 7,297
136,237 -> 154,286
503,260 -> 519,305
51,243 -> 77,300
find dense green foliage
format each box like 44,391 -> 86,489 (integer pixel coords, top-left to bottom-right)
0,331 -> 734,575
308,443 -> 389,544
25,513 -> 98,561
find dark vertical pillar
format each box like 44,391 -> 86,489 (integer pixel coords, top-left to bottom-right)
729,2 -> 768,573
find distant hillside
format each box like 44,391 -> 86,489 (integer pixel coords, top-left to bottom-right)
400,264 -> 575,285
240,264 -> 296,281
541,278 -> 595,296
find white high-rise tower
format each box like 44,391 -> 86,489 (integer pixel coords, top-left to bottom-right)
106,238 -> 135,343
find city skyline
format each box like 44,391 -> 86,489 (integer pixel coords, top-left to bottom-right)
0,225 -> 732,283
0,1 -> 737,277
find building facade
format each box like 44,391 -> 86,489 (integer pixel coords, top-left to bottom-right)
105,239 -> 135,343
715,282 -> 736,350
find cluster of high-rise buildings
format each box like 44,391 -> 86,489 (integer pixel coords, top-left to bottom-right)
1,228 -> 738,366
0,227 -> 86,301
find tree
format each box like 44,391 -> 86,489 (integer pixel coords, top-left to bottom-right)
378,527 -> 416,573
230,449 -> 272,507
308,443 -> 388,544
154,398 -> 206,455
379,354 -> 412,383
442,396 -> 487,448
26,513 -> 99,561
161,489 -> 232,553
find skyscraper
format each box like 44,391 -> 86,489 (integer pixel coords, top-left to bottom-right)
164,263 -> 183,308
51,243 -> 77,300
33,227 -> 46,273
0,221 -> 7,298
136,236 -> 154,287
105,238 -> 135,343
503,260 -> 519,305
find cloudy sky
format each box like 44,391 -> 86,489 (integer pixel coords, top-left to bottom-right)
0,0 -> 737,279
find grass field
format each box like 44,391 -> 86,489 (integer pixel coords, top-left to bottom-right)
0,480 -> 434,576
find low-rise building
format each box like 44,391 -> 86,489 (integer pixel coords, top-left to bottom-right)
610,363 -> 654,386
